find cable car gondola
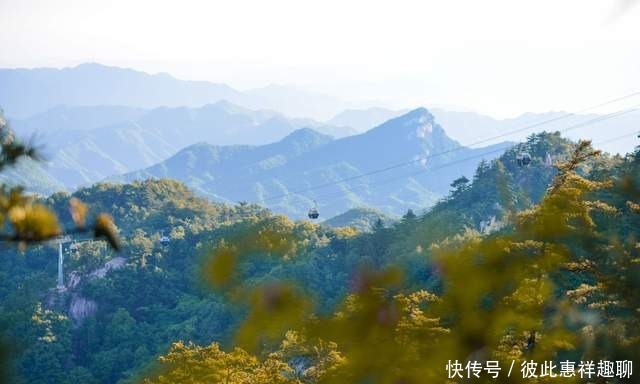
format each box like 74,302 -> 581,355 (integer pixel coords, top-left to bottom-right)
308,201 -> 319,220
516,151 -> 532,167
159,231 -> 171,245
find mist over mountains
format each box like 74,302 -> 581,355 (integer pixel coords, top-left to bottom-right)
428,108 -> 640,155
0,63 -> 359,120
327,107 -> 408,132
3,63 -> 637,153
1,62 -> 637,217
326,106 -> 640,155
116,108 -> 512,218
9,102 -> 350,188
2,2 -> 639,383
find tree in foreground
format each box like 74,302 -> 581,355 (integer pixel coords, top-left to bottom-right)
0,110 -> 120,382
0,111 -> 119,248
144,140 -> 639,383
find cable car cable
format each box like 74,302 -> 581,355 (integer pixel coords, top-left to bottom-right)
226,90 -> 640,200
315,129 -> 640,206
302,108 -> 640,205
264,104 -> 639,202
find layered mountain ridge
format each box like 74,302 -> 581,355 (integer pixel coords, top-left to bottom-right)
0,63 -> 358,120
9,102 -> 347,189
116,108 -> 512,218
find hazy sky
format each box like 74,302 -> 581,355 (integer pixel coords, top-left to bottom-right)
1,0 -> 639,117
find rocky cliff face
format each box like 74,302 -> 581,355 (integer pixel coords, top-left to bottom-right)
69,295 -> 98,325
46,256 -> 127,326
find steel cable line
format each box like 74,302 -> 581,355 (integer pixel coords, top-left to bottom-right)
283,106 -> 640,205
316,129 -> 640,206
262,91 -> 640,202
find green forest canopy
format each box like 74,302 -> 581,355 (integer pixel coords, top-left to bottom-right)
0,126 -> 638,383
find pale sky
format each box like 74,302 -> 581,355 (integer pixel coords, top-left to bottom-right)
1,0 -> 639,117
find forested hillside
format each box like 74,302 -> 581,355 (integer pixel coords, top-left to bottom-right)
0,179 -> 355,383
322,207 -> 395,232
2,131 -> 637,383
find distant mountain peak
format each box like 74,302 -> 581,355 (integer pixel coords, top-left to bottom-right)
370,107 -> 439,138
280,127 -> 333,145
397,107 -> 433,123
73,62 -> 112,69
382,108 -> 433,126
73,62 -> 107,69
116,105 -> 510,218
72,63 -> 173,80
205,100 -> 252,115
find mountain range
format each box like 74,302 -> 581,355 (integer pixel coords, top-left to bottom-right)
3,63 -> 637,153
1,62 -> 638,215
9,102 -> 355,189
0,63 -> 363,120
115,108 -> 512,218
326,106 -> 640,155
